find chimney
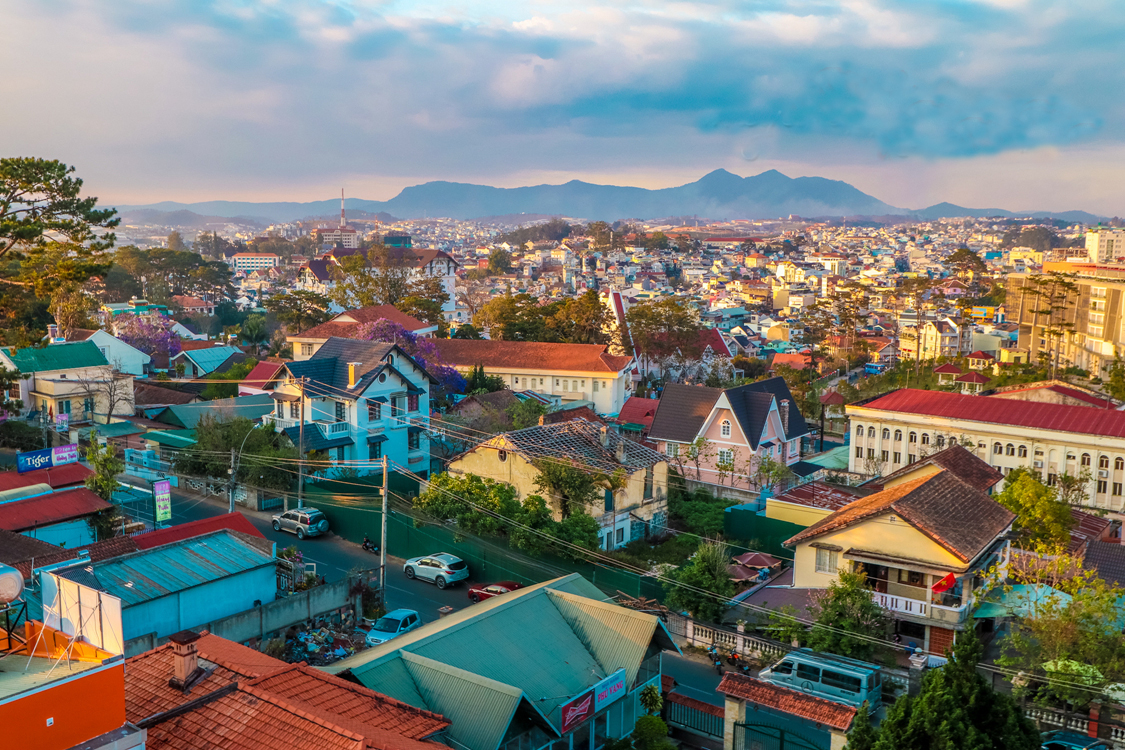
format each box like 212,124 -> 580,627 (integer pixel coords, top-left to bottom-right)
538,415 -> 546,426
599,425 -> 610,448
780,399 -> 790,435
168,630 -> 204,691
615,439 -> 627,464
348,362 -> 362,388
46,324 -> 59,342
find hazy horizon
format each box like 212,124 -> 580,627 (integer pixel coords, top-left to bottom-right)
4,1 -> 1122,214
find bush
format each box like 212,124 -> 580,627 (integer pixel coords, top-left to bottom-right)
0,420 -> 44,451
668,486 -> 736,537
610,534 -> 699,569
632,716 -> 673,750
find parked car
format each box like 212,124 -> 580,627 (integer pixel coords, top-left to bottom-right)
365,609 -> 422,647
467,581 -> 523,603
1041,731 -> 1111,750
403,553 -> 470,589
271,508 -> 330,539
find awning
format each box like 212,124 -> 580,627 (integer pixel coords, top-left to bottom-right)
367,433 -> 388,444
407,384 -> 424,395
368,396 -> 388,404
407,425 -> 424,435
270,392 -> 300,402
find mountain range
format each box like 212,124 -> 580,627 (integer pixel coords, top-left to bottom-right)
114,169 -> 1105,224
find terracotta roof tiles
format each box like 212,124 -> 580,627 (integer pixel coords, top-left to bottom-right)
431,339 -> 633,373
873,443 -> 1002,494
717,673 -> 856,731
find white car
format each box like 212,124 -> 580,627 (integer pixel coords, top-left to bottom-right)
403,553 -> 470,589
365,609 -> 422,647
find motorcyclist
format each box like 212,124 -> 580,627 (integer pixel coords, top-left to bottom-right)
362,535 -> 377,552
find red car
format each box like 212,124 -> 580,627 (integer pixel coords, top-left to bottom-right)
468,581 -> 523,603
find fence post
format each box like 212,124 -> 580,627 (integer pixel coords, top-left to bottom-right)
736,621 -> 745,656
685,618 -> 695,647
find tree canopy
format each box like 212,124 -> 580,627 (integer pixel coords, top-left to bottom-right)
806,568 -> 889,660
993,468 -> 1074,548
172,415 -> 297,491
264,290 -> 331,333
661,539 -> 734,622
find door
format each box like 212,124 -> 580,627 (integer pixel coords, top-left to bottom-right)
416,559 -> 435,582
280,511 -> 297,531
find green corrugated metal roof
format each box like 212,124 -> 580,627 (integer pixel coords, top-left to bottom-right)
546,589 -> 658,690
178,345 -> 243,375
153,394 -> 274,428
333,573 -> 670,750
6,341 -> 108,373
144,429 -> 197,448
402,652 -> 532,750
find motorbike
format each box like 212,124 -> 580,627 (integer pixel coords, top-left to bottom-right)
726,651 -> 742,666
361,536 -> 378,553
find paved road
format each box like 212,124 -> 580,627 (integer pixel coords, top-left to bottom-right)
166,486 -> 473,625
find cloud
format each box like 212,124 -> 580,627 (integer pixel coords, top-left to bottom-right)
1,0 -> 1123,211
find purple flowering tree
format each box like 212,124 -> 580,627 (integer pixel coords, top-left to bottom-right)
355,319 -> 466,395
114,314 -> 183,358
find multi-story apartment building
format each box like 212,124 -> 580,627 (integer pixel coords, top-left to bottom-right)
1087,229 -> 1125,263
313,225 -> 361,248
228,252 -> 280,272
1008,266 -> 1125,375
899,317 -> 973,361
271,336 -> 433,476
847,388 -> 1125,514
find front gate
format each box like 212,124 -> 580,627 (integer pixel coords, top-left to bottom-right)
733,722 -> 828,750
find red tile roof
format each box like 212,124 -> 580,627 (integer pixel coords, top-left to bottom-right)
717,673 -> 856,731
247,664 -> 450,740
133,513 -> 266,549
873,443 -> 1003,494
932,364 -> 963,374
0,463 -> 93,491
297,306 -> 433,340
0,487 -> 112,532
955,371 -> 990,384
856,388 -> 1125,439
617,397 -> 659,428
431,339 -> 633,373
240,360 -> 286,389
967,351 -> 995,360
770,480 -> 867,512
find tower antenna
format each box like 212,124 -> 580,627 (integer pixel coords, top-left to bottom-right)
340,188 -> 346,228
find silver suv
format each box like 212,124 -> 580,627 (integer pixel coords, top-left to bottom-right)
272,508 -> 330,539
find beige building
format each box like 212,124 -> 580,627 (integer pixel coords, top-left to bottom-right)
785,465 -> 1014,656
899,318 -> 973,361
1086,229 -> 1125,263
0,341 -> 135,425
447,420 -> 668,550
847,388 -> 1125,513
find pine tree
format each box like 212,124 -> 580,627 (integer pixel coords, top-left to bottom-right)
844,703 -> 878,750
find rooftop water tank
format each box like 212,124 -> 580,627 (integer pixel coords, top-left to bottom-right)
0,563 -> 24,604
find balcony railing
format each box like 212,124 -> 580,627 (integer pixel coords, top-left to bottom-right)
869,591 -> 969,624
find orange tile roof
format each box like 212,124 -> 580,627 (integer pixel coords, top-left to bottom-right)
133,513 -> 266,549
246,664 -> 449,741
431,339 -> 632,373
144,685 -> 368,750
717,673 -> 855,731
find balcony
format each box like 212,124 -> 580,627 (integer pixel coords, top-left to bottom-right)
869,591 -> 969,625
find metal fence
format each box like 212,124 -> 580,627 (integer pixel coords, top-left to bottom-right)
665,693 -> 724,739
733,722 -> 828,750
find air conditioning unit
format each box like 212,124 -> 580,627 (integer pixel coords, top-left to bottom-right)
1033,460 -> 1044,469
1100,469 -> 1110,478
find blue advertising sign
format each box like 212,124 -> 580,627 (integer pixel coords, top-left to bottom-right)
593,668 -> 627,713
17,443 -> 79,473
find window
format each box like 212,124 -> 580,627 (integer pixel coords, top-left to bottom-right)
796,663 -> 821,682
563,380 -> 569,392
335,401 -> 345,422
408,430 -> 420,451
668,444 -> 679,458
367,400 -> 382,420
83,397 -> 94,416
1067,454 -> 1076,462
555,379 -> 560,386
908,454 -> 916,463
867,427 -> 875,438
616,527 -> 624,544
1114,483 -> 1122,496
513,377 -> 519,385
593,380 -> 599,393
1117,458 -> 1124,471
822,670 -> 862,694
644,466 -> 654,500
6,384 -> 18,399
604,489 -> 614,513
497,450 -> 507,462
1098,480 -> 1108,493
856,425 -> 864,437
58,400 -> 71,414
408,394 -> 419,412
1048,473 -> 1058,486
909,432 -> 917,444
391,398 -> 402,417
1100,455 -> 1110,469
1018,446 -> 1027,458
1082,453 -> 1092,466
894,430 -> 902,441
718,449 -> 734,465
881,450 -> 889,462
921,433 -> 930,445
936,435 -> 945,448
572,380 -> 578,391
882,428 -> 890,440
277,402 -> 284,418
721,420 -> 731,438
301,343 -> 313,356
289,402 -> 299,419
1005,444 -> 1015,456
993,442 -> 1002,454
867,448 -> 875,459
581,380 -> 586,388
369,441 -> 381,460
897,569 -> 924,586
856,447 -> 864,458
893,452 -> 901,464
815,548 -> 838,574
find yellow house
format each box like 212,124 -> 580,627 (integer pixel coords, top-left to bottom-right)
784,469 -> 1014,655
447,420 -> 669,551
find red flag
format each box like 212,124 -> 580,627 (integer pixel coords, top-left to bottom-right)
932,573 -> 956,593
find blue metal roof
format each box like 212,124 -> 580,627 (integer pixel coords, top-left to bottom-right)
56,529 -> 273,607
181,346 -> 243,374
283,425 -> 354,451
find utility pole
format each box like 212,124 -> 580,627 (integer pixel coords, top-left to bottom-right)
228,448 -> 237,513
379,455 -> 388,597
297,377 -> 306,509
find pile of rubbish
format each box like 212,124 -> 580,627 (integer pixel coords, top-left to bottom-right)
282,618 -> 365,665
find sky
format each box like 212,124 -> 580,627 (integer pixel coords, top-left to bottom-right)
2,0 -> 1122,214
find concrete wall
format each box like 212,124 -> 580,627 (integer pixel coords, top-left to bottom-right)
124,575 -> 360,656
22,519 -> 95,549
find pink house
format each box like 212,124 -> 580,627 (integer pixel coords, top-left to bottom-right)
648,377 -> 810,490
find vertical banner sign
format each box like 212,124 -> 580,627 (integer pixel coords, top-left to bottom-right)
16,444 -> 79,473
55,413 -> 69,433
153,480 -> 172,524
559,688 -> 595,734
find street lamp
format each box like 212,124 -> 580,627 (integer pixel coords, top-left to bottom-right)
228,425 -> 257,513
